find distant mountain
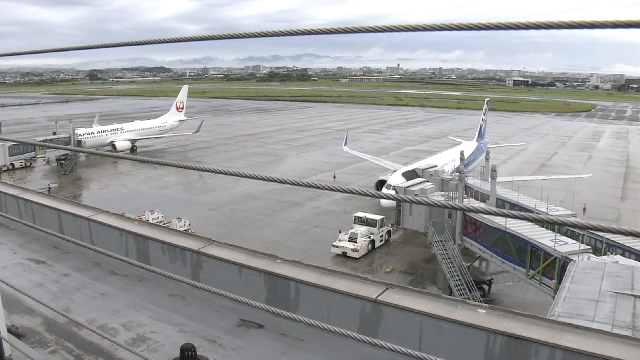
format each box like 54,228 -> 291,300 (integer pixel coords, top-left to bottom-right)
0,53 -> 384,70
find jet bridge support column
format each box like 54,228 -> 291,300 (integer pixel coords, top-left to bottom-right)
456,150 -> 465,246
483,150 -> 490,181
489,164 -> 497,207
62,120 -> 78,175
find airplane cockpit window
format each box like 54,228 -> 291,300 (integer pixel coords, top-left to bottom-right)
401,169 -> 420,181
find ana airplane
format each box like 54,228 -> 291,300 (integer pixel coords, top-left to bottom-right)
342,98 -> 592,208
75,85 -> 203,153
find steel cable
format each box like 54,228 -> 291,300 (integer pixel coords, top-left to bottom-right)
0,212 -> 443,360
0,19 -> 639,57
0,136 -> 638,237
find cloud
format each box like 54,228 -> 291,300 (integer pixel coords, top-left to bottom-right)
0,1 -> 638,75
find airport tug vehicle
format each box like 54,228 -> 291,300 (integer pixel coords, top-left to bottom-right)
331,212 -> 393,258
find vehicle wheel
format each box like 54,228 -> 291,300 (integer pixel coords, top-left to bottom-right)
130,145 -> 138,153
367,241 -> 373,253
385,231 -> 391,242
477,286 -> 487,298
8,163 -> 15,170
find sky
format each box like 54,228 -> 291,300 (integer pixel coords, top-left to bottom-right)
0,0 -> 638,75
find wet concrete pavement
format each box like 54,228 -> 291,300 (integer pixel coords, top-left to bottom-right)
1,92 -> 639,317
0,217 -> 418,360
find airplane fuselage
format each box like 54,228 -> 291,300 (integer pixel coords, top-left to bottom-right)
379,139 -> 489,207
76,118 -> 181,149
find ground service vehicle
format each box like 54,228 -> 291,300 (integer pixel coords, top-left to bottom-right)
331,212 -> 393,258
0,143 -> 35,172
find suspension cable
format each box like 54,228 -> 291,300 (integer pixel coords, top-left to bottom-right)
0,19 -> 638,57
1,136 -> 638,237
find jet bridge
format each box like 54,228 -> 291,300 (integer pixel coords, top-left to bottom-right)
392,158 -> 595,298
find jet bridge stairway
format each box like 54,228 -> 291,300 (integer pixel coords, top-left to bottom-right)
427,223 -> 484,304
60,151 -> 77,175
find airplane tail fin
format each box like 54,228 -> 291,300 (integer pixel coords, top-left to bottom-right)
474,98 -> 489,142
160,85 -> 189,120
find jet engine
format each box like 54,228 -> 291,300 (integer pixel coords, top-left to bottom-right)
111,141 -> 132,153
374,173 -> 392,191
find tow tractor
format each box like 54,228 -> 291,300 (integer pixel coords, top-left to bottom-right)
121,210 -> 194,233
331,212 -> 393,258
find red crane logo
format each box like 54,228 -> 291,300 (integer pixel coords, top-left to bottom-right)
175,100 -> 185,113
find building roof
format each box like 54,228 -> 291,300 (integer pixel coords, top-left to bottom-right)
473,214 -> 592,256
548,260 -> 640,338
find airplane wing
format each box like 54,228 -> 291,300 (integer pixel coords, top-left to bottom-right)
343,132 -> 404,171
110,120 -> 204,143
448,136 -> 465,143
488,142 -> 525,148
495,173 -> 593,182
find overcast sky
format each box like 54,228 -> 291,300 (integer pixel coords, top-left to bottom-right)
0,0 -> 638,75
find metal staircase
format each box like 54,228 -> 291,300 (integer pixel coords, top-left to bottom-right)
427,223 -> 484,304
61,152 -> 77,175
443,228 -> 484,303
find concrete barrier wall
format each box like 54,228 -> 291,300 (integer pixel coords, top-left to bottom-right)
1,182 -> 637,360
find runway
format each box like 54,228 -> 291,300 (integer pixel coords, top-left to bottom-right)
1,92 -> 638,317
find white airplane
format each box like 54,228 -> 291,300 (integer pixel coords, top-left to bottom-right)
342,98 -> 593,207
75,85 -> 203,153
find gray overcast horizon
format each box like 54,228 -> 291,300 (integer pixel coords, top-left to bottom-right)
0,0 -> 638,75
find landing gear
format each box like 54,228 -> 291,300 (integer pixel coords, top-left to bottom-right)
129,145 -> 138,153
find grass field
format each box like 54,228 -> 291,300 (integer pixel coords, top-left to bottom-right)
48,84 -> 598,113
3,77 -> 637,112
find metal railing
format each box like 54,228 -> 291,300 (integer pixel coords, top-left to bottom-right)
427,223 -> 481,303
0,332 -> 45,360
443,228 -> 484,303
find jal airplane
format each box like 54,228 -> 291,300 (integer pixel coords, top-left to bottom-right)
342,98 -> 592,207
75,85 -> 203,153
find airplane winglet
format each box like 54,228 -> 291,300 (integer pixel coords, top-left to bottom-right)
92,114 -> 100,127
343,131 -> 349,150
193,120 -> 204,134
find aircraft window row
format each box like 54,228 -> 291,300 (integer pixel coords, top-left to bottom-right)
80,125 -> 164,139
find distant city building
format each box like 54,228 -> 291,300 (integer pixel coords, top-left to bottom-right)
506,77 -> 531,87
346,76 -> 383,82
624,78 -> 640,86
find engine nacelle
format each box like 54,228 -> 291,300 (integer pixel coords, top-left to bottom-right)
111,141 -> 132,153
374,173 -> 392,191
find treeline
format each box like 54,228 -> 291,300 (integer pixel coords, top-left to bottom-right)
122,66 -> 173,73
220,70 -> 313,82
256,70 -> 312,82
